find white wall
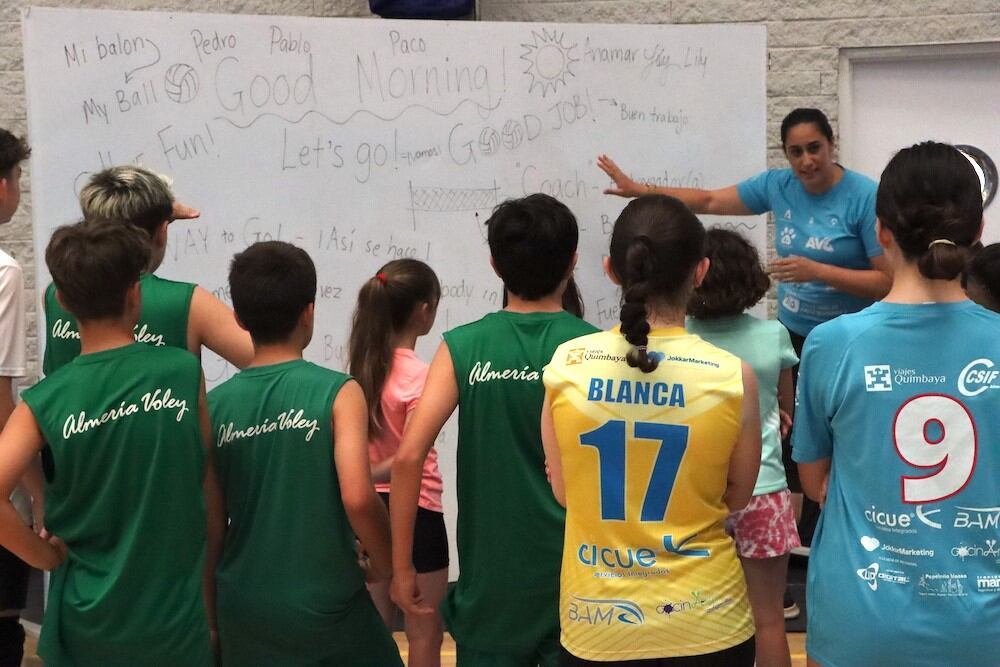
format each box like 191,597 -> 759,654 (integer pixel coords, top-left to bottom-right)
841,45 -> 1000,240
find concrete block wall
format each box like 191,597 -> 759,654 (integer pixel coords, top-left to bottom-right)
2,0 -> 998,376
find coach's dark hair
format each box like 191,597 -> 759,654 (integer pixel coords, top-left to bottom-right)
877,141 -> 983,281
348,259 -> 440,436
46,221 -> 150,321
780,108 -> 835,149
229,241 -> 316,345
610,195 -> 705,373
689,228 -> 769,319
0,130 -> 30,177
487,193 -> 578,300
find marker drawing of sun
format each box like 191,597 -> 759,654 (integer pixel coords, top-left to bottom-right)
521,29 -> 579,97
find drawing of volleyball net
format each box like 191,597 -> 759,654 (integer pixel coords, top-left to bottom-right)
408,181 -> 500,228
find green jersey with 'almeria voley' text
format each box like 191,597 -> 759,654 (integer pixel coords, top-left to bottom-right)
43,274 -> 195,375
208,359 -> 402,666
22,343 -> 210,667
441,310 -> 597,654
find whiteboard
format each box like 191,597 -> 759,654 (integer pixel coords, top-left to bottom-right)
841,46 -> 1000,240
22,7 -> 766,577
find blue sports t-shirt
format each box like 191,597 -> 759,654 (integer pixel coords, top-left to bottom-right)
793,301 -> 1000,667
737,168 -> 881,336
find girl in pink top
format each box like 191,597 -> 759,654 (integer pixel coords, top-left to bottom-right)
348,258 -> 446,667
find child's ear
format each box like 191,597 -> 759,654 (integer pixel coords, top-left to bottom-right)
300,302 -> 315,329
155,220 -> 169,247
125,280 -> 142,312
602,256 -> 621,286
693,257 -> 711,288
234,311 -> 249,333
567,252 -> 578,277
876,218 -> 893,252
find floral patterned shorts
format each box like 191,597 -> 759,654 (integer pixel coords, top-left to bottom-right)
726,488 -> 801,559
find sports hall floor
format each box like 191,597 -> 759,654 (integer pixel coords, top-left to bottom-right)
20,630 -> 809,666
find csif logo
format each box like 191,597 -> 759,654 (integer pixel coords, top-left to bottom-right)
568,597 -> 644,625
958,359 -> 1000,397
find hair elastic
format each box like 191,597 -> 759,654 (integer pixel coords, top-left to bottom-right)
637,345 -> 647,355
375,272 -> 387,283
928,239 -> 957,249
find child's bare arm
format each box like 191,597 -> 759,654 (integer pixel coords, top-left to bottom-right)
0,404 -> 66,570
334,381 -> 392,581
390,342 -> 458,615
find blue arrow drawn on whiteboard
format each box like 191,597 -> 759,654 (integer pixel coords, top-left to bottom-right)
124,38 -> 161,83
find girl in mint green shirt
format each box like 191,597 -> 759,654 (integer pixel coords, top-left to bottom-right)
687,228 -> 800,667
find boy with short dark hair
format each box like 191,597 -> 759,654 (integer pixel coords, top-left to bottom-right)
391,194 -> 598,666
43,165 -> 252,374
0,127 -> 41,667
0,221 -> 222,667
209,241 -> 401,666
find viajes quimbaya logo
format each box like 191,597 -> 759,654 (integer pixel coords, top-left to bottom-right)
863,365 -> 892,392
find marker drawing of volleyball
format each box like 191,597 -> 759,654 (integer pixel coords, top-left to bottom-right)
164,64 -> 200,104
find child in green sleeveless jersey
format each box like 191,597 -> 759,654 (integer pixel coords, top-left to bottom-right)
42,165 -> 253,374
209,241 -> 402,666
390,194 -> 598,667
0,222 -> 224,667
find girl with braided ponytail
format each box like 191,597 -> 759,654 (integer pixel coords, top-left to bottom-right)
542,195 -> 762,666
348,258 -> 447,667
792,141 -> 999,667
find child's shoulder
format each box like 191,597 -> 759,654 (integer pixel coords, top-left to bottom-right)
145,273 -> 197,291
140,343 -> 200,365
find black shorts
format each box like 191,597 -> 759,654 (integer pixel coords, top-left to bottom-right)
780,327 -> 806,492
559,637 -> 754,667
378,493 -> 449,573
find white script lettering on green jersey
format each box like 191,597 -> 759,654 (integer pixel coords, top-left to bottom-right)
466,360 -> 540,386
62,387 -> 189,439
216,408 -> 322,446
49,317 -> 166,347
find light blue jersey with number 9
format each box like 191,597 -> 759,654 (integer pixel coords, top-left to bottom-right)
793,301 -> 1000,667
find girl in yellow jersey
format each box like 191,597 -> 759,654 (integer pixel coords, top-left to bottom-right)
542,195 -> 762,666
